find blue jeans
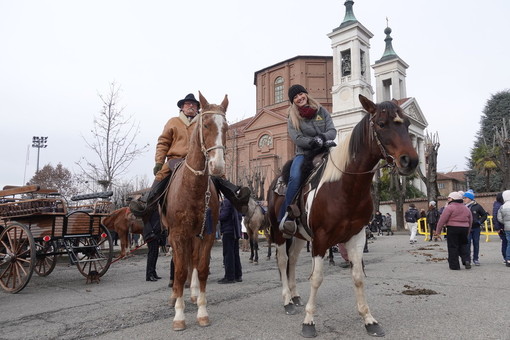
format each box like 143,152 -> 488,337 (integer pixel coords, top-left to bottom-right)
467,227 -> 481,262
278,155 -> 304,222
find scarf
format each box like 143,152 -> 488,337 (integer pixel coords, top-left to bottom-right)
298,106 -> 317,120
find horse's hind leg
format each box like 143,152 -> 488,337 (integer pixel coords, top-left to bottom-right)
190,267 -> 199,304
288,238 -> 305,306
249,238 -> 254,263
345,231 -> 385,337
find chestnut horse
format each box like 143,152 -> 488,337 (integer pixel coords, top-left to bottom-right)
243,197 -> 271,264
102,207 -> 143,258
267,95 -> 419,337
161,92 -> 228,331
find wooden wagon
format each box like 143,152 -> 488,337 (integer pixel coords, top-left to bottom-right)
0,185 -> 114,293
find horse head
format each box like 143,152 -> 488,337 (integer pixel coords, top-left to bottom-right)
196,91 -> 229,176
358,94 -> 419,176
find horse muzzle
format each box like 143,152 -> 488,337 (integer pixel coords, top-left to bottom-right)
396,154 -> 419,176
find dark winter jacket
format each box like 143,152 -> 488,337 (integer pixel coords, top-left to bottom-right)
426,207 -> 440,225
405,207 -> 420,223
465,201 -> 488,229
219,198 -> 242,239
493,193 -> 504,231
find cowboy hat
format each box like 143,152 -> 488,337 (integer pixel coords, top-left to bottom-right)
177,93 -> 200,109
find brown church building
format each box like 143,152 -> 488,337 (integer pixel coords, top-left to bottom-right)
224,56 -> 333,202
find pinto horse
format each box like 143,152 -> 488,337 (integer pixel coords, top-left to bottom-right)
102,207 -> 143,258
243,197 -> 271,264
267,94 -> 419,338
161,92 -> 228,331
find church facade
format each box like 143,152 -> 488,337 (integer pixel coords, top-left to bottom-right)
225,0 -> 427,201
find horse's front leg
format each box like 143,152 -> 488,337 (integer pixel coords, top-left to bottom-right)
249,238 -> 254,263
301,255 -> 324,338
170,242 -> 189,331
345,231 -> 385,337
288,238 -> 305,306
276,242 -> 295,314
195,239 -> 214,327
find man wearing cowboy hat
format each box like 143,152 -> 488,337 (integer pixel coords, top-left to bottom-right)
131,92 -> 250,218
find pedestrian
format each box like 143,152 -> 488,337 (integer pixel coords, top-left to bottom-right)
373,211 -> 384,236
435,191 -> 472,270
426,201 -> 440,241
463,190 -> 488,266
384,213 -> 393,235
405,203 -> 420,244
496,190 -> 510,267
492,192 -> 507,264
278,84 -> 337,237
218,197 -> 243,284
144,211 -> 162,282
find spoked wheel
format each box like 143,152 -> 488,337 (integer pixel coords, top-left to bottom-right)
34,240 -> 58,277
0,222 -> 36,293
75,224 -> 113,278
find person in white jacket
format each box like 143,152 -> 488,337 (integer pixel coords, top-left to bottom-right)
496,189 -> 510,267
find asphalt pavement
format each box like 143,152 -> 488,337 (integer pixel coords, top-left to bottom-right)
0,232 -> 508,340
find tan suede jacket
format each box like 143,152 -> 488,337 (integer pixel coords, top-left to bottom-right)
155,111 -> 197,164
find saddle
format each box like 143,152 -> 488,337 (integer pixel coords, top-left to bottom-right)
273,152 -> 329,239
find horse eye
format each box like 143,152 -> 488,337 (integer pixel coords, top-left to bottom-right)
377,121 -> 385,128
203,124 -> 209,129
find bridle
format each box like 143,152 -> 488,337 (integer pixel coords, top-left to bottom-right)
329,114 -> 396,176
184,110 -> 226,176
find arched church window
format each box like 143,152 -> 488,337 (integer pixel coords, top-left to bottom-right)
341,50 -> 351,76
258,134 -> 273,148
274,77 -> 284,103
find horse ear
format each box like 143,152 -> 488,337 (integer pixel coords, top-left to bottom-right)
198,91 -> 209,109
220,94 -> 228,112
358,94 -> 376,114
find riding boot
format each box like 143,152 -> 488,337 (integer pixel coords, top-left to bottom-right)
129,178 -> 168,217
212,177 -> 251,214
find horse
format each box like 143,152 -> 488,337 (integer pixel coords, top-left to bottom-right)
102,207 -> 143,258
267,94 -> 419,338
243,197 -> 271,264
161,91 -> 228,331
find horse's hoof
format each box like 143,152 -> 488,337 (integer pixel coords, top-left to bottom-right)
197,316 -> 210,327
254,260 -> 259,265
292,296 -> 304,306
169,297 -> 176,307
173,320 -> 186,331
301,323 -> 317,338
249,259 -> 253,263
284,303 -> 296,315
365,322 -> 385,337
190,296 -> 197,304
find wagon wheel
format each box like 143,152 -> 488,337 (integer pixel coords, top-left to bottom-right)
34,240 -> 58,277
0,222 -> 36,293
75,224 -> 113,278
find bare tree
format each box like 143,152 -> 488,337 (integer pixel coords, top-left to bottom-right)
494,118 -> 510,190
28,163 -> 79,201
76,82 -> 149,191
416,131 -> 440,203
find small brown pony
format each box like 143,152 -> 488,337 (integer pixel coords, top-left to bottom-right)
102,207 -> 143,258
267,95 -> 419,338
243,197 -> 271,264
161,92 -> 228,331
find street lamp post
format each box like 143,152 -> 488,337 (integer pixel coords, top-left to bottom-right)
32,136 -> 48,173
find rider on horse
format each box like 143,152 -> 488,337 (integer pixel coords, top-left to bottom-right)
278,85 -> 337,237
130,93 -> 251,228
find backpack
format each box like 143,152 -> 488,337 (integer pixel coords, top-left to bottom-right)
405,209 -> 417,223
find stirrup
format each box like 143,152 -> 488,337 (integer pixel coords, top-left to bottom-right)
279,213 -> 296,238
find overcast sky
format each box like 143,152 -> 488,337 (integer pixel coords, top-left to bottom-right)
1,0 -> 509,190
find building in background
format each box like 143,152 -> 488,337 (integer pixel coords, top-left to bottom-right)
226,0 -> 427,202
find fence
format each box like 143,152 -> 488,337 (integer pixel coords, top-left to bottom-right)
417,216 -> 499,242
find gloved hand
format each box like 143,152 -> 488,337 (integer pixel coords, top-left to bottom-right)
309,136 -> 324,149
324,140 -> 337,148
153,163 -> 163,176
